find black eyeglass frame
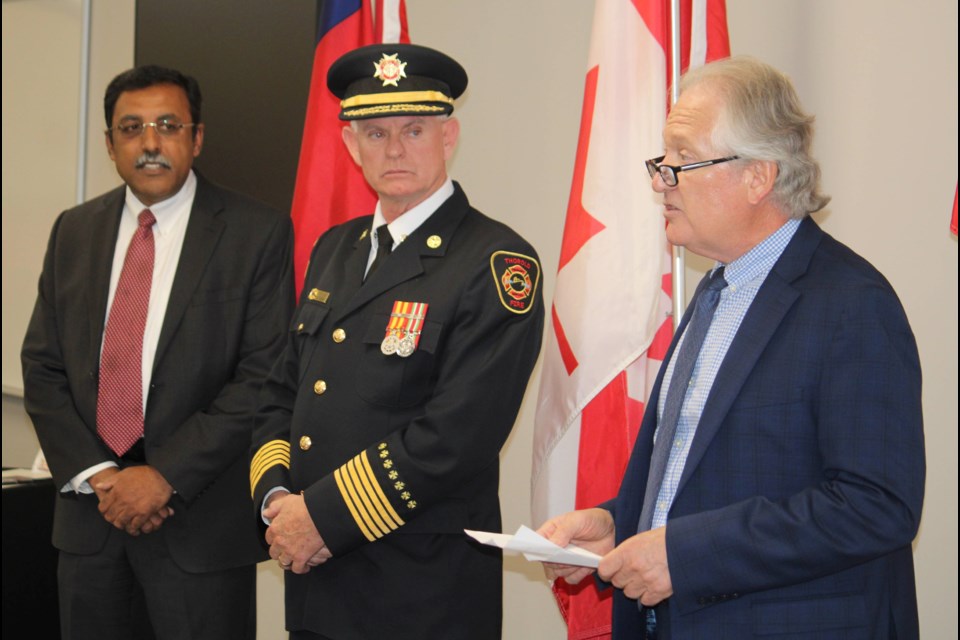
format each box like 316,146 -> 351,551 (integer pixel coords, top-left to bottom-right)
645,154 -> 740,186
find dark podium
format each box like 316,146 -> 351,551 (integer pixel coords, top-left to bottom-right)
2,475 -> 60,638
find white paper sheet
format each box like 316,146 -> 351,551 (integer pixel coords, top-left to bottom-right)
464,525 -> 600,568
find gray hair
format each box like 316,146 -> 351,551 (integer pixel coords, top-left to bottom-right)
680,56 -> 830,218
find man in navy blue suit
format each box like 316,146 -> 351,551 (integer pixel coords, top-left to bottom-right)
539,57 -> 924,639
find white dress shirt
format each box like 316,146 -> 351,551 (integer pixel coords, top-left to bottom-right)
66,171 -> 197,492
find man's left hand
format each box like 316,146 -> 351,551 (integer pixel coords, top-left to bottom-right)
598,526 -> 673,606
94,465 -> 174,535
265,492 -> 332,574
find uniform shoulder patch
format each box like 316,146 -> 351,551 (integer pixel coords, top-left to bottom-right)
490,250 -> 540,314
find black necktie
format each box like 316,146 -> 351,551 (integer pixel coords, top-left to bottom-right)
638,266 -> 727,532
365,224 -> 393,281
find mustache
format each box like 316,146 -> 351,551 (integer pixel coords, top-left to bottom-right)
135,153 -> 172,169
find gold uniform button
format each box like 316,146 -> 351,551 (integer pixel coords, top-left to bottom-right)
332,328 -> 346,343
297,322 -> 305,332
426,235 -> 442,249
313,379 -> 327,395
299,436 -> 312,451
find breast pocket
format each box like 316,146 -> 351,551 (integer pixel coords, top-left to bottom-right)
291,301 -> 330,384
355,314 -> 443,408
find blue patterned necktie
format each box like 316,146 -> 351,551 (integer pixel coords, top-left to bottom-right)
638,267 -> 727,532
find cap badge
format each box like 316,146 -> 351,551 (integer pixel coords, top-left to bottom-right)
373,53 -> 407,87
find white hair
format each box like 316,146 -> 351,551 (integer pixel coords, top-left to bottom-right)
681,56 -> 830,219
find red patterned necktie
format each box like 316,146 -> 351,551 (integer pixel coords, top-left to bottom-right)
96,209 -> 156,456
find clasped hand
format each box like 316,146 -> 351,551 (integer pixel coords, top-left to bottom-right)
264,491 -> 333,574
93,466 -> 174,536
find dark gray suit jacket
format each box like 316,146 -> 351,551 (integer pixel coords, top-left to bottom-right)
22,175 -> 294,572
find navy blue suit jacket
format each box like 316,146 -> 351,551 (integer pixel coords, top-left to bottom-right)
608,218 -> 924,639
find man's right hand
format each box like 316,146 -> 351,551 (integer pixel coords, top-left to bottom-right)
90,467 -> 173,535
264,491 -> 332,574
536,508 -> 616,585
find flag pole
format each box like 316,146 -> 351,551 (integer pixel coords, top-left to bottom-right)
75,0 -> 92,205
669,0 -> 686,329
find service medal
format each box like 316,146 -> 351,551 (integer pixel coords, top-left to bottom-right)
397,334 -> 417,358
383,301 -> 430,357
381,333 -> 400,355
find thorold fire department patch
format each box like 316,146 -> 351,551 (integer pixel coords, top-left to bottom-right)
490,251 -> 540,314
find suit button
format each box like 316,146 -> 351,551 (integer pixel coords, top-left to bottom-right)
299,436 -> 312,451
313,380 -> 327,395
332,328 -> 346,343
297,322 -> 305,332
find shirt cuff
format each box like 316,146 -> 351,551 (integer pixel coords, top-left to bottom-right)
64,461 -> 118,494
261,486 -> 291,524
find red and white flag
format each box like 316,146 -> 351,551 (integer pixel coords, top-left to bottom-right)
531,1 -> 729,637
290,0 -> 410,294
950,183 -> 957,236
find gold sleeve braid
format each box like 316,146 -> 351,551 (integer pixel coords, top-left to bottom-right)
334,449 -> 407,542
250,440 -> 290,496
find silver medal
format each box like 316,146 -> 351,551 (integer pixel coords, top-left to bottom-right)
397,335 -> 416,358
381,333 -> 400,355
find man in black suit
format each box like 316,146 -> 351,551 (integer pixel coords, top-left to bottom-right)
250,44 -> 544,639
21,65 -> 294,640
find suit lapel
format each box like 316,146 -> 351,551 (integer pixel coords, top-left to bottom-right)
342,227 -> 372,296
335,185 -> 468,321
338,237 -> 427,319
153,178 -> 226,367
674,218 -> 824,495
86,188 -> 126,363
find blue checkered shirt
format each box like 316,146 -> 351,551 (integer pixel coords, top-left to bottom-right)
650,219 -> 801,528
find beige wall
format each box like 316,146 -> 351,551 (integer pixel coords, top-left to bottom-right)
3,1 -> 956,638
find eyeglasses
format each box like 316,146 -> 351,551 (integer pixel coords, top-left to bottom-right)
106,119 -> 195,139
645,155 -> 740,187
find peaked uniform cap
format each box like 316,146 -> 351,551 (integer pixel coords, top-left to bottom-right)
327,43 -> 468,121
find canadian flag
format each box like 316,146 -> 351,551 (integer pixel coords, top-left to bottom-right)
951,184 -> 957,236
289,0 -> 410,295
531,1 -> 729,637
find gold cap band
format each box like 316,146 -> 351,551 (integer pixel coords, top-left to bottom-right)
340,89 -> 455,110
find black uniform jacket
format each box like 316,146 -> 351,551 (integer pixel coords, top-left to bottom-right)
251,183 -> 544,639
21,176 -> 294,572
